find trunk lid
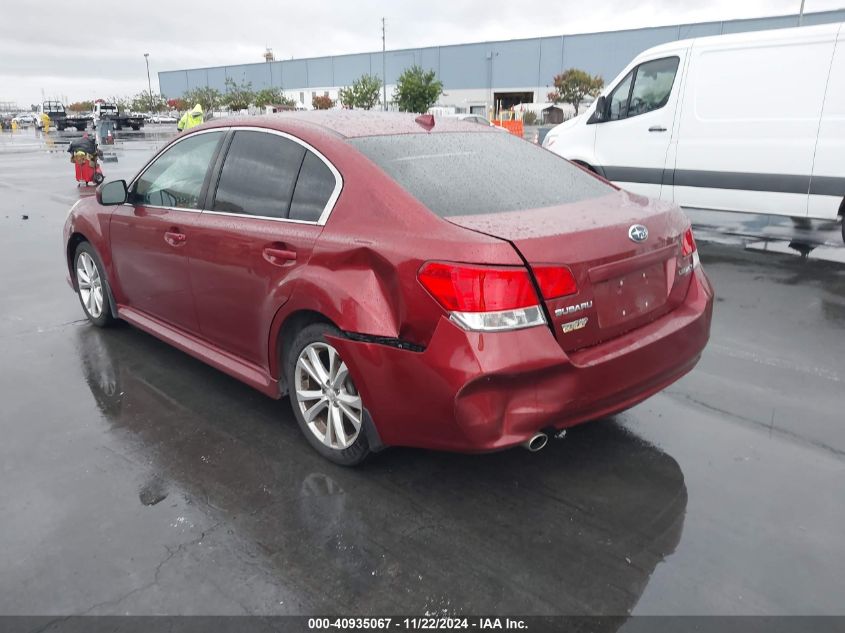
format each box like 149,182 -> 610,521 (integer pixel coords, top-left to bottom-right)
447,191 -> 694,352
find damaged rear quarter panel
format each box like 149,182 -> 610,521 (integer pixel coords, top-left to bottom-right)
267,140 -> 524,378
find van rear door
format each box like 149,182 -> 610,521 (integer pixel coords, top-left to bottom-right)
592,49 -> 687,201
808,24 -> 844,221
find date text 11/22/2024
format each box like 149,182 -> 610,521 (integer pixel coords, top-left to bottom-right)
307,617 -> 528,629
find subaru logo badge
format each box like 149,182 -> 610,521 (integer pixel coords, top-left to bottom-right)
628,224 -> 648,243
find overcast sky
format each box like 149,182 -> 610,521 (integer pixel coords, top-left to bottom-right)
1,0 -> 841,107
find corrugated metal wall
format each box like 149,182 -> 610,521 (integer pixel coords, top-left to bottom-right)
158,9 -> 845,98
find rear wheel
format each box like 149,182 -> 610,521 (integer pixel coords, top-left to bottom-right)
286,323 -> 370,466
74,242 -> 114,328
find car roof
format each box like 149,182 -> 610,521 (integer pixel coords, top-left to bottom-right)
202,110 -> 498,139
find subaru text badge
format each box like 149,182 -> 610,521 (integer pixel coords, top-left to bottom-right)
628,224 -> 648,243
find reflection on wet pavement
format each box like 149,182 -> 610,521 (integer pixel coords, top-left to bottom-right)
70,324 -> 687,615
688,208 -> 845,263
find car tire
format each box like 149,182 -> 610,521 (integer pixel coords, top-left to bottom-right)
74,242 -> 115,328
285,323 -> 370,466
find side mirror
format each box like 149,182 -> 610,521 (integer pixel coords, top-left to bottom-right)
588,96 -> 607,124
97,180 -> 128,206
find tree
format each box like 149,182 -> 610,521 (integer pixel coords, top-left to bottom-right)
106,96 -> 131,112
223,77 -> 254,111
67,101 -> 94,113
167,98 -> 188,111
393,65 -> 443,113
312,94 -> 335,110
547,68 -> 604,116
129,91 -> 166,113
183,87 -> 222,114
339,74 -> 382,110
253,87 -> 296,109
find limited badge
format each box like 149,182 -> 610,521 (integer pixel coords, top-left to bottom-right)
562,317 -> 588,333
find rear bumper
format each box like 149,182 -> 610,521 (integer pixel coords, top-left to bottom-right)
330,267 -> 714,452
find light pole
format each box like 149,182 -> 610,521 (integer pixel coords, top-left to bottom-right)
144,53 -> 154,113
798,0 -> 806,25
382,18 -> 387,111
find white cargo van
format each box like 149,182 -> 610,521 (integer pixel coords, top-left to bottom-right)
543,22 -> 845,241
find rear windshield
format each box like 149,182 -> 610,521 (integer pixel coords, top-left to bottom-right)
349,132 -> 612,216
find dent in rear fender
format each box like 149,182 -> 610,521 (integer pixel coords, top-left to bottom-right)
266,256 -> 405,379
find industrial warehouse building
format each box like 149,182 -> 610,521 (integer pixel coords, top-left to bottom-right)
159,9 -> 845,114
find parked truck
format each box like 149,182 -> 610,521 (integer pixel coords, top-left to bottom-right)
35,101 -> 92,131
93,101 -> 144,131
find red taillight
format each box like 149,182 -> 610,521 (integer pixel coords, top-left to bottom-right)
681,227 -> 697,258
418,262 -> 539,312
533,266 -> 578,300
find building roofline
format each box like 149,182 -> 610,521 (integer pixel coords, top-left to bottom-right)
158,8 -> 844,75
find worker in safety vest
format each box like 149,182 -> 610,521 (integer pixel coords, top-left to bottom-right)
177,104 -> 204,132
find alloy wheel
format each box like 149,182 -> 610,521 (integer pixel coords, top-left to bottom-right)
294,342 -> 363,450
76,252 -> 104,319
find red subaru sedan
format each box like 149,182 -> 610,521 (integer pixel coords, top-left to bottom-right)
64,111 -> 713,465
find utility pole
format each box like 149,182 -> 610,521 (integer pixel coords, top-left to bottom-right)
382,17 -> 387,111
144,53 -> 154,113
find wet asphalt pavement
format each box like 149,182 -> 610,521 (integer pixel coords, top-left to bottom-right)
1,128 -> 844,617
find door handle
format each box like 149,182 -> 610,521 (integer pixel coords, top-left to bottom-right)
648,125 -> 667,132
164,230 -> 186,247
262,246 -> 297,265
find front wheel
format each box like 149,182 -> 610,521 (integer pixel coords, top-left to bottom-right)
286,323 -> 370,466
93,172 -> 104,185
74,242 -> 115,327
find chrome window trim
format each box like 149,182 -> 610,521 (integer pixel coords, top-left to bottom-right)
200,209 -> 327,225
118,203 -> 202,214
123,125 -> 344,226
207,126 -> 344,226
127,127 -> 230,213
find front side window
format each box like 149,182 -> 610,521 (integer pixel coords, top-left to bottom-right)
133,132 -> 223,209
607,70 -> 634,121
213,131 -> 305,218
628,57 -> 680,117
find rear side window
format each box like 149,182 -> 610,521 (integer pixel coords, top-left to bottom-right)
213,131 -> 305,218
289,151 -> 337,222
350,132 -> 612,217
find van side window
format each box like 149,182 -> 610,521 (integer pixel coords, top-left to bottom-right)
628,57 -> 680,117
607,71 -> 634,121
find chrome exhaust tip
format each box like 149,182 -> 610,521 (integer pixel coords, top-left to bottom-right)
523,432 -> 548,452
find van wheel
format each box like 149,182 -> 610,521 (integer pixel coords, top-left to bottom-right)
285,323 -> 370,466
